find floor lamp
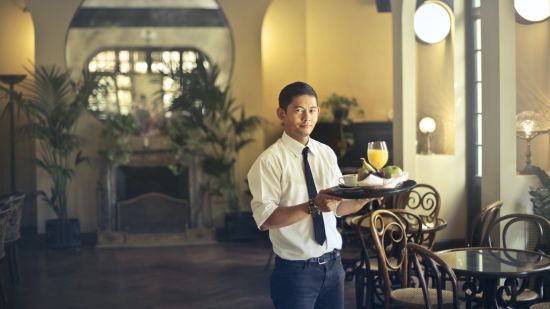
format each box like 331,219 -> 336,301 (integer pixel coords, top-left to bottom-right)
0,74 -> 26,194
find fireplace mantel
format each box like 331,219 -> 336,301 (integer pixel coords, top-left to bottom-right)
124,148 -> 174,167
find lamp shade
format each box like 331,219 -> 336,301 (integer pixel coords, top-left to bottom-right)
419,117 -> 436,134
515,110 -> 549,139
414,1 -> 452,44
515,0 -> 550,22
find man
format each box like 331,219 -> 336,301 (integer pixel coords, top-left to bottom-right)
247,81 -> 370,309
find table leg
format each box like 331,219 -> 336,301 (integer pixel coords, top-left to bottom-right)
479,278 -> 499,309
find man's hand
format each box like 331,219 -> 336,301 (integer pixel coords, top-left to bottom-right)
314,190 -> 343,212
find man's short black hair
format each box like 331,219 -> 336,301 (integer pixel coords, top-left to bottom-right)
278,81 -> 318,110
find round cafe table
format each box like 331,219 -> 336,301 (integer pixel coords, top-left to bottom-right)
437,247 -> 550,308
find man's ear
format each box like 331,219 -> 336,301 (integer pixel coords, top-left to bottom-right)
276,107 -> 286,120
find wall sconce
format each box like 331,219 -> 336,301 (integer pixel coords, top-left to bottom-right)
515,0 -> 550,22
516,111 -> 549,174
419,116 -> 436,154
414,1 -> 453,44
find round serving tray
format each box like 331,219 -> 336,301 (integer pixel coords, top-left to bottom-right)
327,180 -> 417,199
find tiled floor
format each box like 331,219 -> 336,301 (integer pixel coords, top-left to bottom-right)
11,239 -> 357,309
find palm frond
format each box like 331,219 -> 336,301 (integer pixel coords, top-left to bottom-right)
14,65 -> 99,219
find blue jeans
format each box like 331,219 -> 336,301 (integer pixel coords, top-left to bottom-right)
270,256 -> 345,309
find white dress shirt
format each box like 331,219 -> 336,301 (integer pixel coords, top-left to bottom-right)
247,132 -> 343,260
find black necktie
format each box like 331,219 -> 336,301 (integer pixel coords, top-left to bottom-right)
302,147 -> 326,245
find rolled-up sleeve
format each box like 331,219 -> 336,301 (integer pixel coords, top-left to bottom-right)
247,156 -> 281,229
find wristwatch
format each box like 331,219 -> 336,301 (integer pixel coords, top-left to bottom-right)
308,199 -> 321,216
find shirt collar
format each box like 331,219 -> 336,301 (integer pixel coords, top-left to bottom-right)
281,132 -> 317,157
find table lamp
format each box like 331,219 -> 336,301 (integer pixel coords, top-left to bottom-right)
515,111 -> 549,174
419,116 -> 436,154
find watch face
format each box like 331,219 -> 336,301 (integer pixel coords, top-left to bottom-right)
308,200 -> 320,215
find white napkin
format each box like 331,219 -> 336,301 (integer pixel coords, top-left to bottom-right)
356,172 -> 408,188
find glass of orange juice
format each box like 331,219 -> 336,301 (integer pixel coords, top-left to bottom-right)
367,141 -> 388,170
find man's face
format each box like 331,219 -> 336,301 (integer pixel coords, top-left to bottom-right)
277,95 -> 319,144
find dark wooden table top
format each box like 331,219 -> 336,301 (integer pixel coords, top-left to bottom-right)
437,247 -> 550,278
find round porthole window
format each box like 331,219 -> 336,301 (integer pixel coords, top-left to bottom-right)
515,0 -> 550,22
414,1 -> 452,44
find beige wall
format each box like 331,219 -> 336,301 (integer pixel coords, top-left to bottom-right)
219,0 -> 272,221
516,18 -> 550,171
261,0 -> 394,146
0,1 -> 36,228
417,39 -> 455,155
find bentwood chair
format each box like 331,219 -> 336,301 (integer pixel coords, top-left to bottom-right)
484,213 -> 550,307
395,184 -> 442,249
467,200 -> 503,247
369,209 -> 411,309
0,198 -> 16,308
531,302 -> 550,309
408,243 -> 459,309
354,209 -> 424,308
3,193 -> 25,287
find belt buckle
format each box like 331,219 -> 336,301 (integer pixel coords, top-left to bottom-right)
318,255 -> 329,264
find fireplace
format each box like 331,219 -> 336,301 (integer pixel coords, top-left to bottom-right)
97,148 -> 204,243
116,166 -> 188,201
116,166 -> 189,233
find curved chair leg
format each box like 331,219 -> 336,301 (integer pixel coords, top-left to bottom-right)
0,260 -> 8,308
6,243 -> 19,287
355,269 -> 365,309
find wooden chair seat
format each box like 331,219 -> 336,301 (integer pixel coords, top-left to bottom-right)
531,302 -> 550,309
470,288 -> 539,302
502,288 -> 540,302
392,288 -> 455,309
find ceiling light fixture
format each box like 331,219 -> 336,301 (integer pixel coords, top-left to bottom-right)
515,0 -> 550,22
414,1 -> 452,44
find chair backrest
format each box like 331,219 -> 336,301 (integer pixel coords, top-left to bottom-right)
468,200 -> 503,247
390,209 -> 424,245
370,209 -> 408,309
486,213 -> 550,252
4,193 -> 25,243
408,243 -> 459,309
395,183 -> 441,220
0,202 -> 16,259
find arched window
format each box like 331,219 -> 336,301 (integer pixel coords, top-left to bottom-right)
86,48 -> 210,125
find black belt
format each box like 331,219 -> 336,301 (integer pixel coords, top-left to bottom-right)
276,249 -> 341,265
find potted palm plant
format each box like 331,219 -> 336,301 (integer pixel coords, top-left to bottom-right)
168,58 -> 263,240
320,93 -> 363,158
13,65 -> 100,248
321,93 -> 361,123
527,164 -> 550,294
528,165 -> 550,220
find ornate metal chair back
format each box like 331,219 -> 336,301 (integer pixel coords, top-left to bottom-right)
395,184 -> 441,248
396,183 -> 440,218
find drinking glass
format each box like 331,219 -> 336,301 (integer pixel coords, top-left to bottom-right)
367,141 -> 388,170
